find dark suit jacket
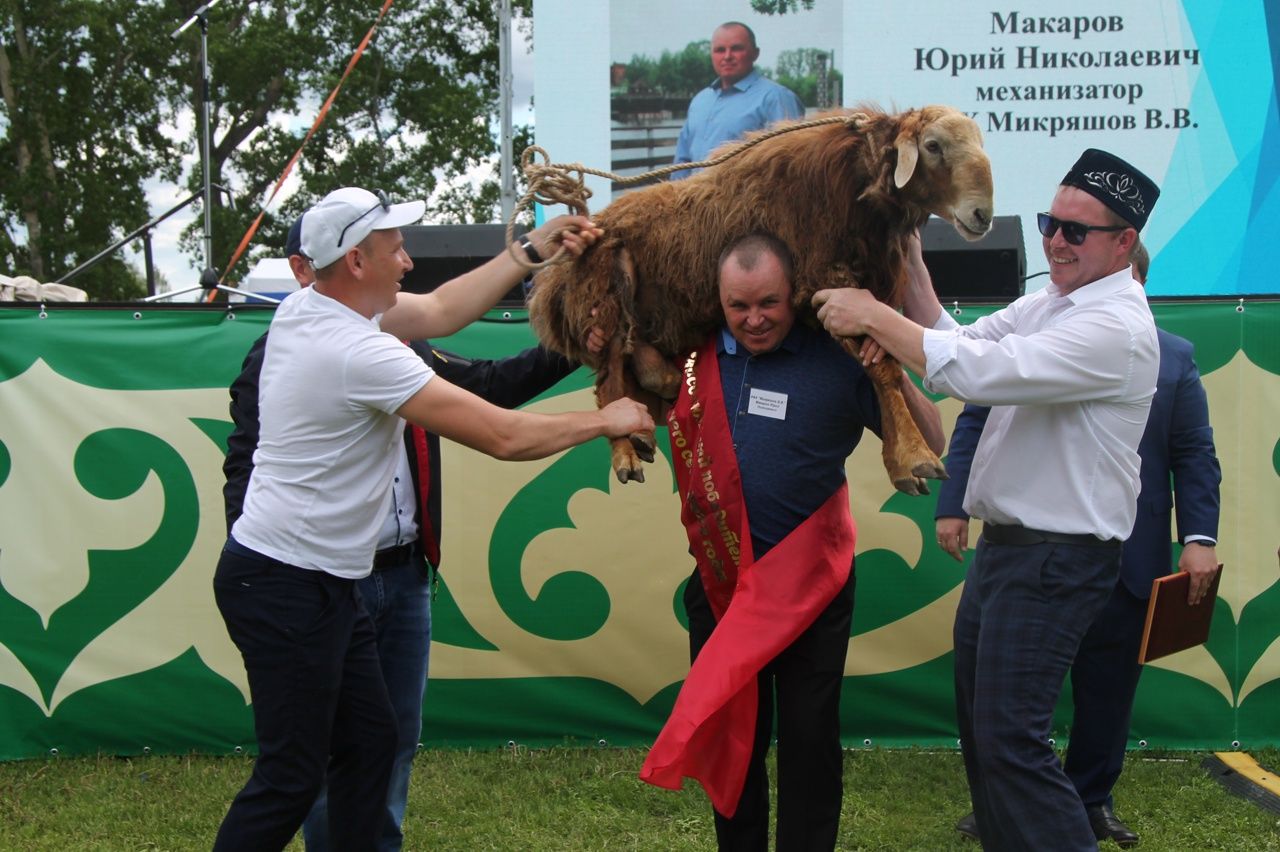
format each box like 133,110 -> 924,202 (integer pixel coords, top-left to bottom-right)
936,328 -> 1221,599
222,332 -> 576,568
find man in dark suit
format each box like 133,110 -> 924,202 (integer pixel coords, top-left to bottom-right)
939,242 -> 1222,848
222,215 -> 577,851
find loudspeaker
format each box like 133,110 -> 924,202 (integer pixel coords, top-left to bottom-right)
921,215 -> 1026,303
399,224 -> 529,307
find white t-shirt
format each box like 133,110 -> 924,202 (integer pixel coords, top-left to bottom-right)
920,269 -> 1158,541
232,286 -> 433,577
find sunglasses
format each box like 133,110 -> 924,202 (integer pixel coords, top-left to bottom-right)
1037,212 -> 1129,246
337,188 -> 391,248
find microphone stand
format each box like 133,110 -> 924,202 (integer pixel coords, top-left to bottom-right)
170,0 -> 232,298
163,0 -> 265,303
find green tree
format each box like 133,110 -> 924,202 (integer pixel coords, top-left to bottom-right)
622,40 -> 710,98
434,122 -> 534,225
2,0 -> 531,298
775,47 -> 842,109
0,0 -> 177,299
168,0 -> 532,282
750,0 -> 816,13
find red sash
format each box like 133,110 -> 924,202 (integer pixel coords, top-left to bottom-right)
666,340 -> 753,618
639,338 -> 857,817
402,339 -> 440,567
409,425 -> 440,567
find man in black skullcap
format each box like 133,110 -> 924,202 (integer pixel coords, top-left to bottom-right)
810,149 -> 1162,851
941,240 -> 1222,850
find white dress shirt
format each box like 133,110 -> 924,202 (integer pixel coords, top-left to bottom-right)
921,269 -> 1159,540
375,445 -> 420,550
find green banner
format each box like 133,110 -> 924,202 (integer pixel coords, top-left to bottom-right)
0,301 -> 1277,759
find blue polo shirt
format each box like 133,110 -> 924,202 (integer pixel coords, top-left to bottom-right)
717,322 -> 882,556
673,70 -> 804,178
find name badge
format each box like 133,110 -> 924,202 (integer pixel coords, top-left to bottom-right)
747,388 -> 788,420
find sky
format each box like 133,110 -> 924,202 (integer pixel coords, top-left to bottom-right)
132,18 -> 537,298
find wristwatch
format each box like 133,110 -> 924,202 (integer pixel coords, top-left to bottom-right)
517,234 -> 544,264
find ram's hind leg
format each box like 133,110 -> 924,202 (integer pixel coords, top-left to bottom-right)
841,339 -> 947,495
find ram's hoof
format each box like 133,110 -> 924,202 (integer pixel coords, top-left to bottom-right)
630,432 -> 656,464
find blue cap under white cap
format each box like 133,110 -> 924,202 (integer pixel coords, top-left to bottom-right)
301,187 -> 426,268
284,213 -> 305,258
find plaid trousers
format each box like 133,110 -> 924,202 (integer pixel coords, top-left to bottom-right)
953,537 -> 1119,851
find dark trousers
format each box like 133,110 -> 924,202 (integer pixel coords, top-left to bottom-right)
684,564 -> 855,852
953,539 -> 1118,852
212,542 -> 398,852
1063,581 -> 1148,808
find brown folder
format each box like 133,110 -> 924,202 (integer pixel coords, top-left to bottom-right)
1137,564 -> 1223,664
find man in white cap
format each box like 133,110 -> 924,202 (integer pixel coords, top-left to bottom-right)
211,187 -> 651,851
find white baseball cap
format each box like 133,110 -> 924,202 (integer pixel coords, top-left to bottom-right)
300,187 -> 426,268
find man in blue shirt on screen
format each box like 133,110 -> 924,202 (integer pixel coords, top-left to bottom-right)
672,21 -> 804,179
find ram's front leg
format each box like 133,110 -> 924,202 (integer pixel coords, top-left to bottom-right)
842,340 -> 947,495
593,335 -> 665,484
592,246 -> 663,482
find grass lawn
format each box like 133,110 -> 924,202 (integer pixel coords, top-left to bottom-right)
0,746 -> 1277,850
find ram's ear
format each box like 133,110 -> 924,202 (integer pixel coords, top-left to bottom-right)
894,138 -> 919,188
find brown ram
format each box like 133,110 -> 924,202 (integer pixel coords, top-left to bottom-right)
529,105 -> 994,493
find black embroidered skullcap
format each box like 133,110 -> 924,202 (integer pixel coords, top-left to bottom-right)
1061,149 -> 1160,230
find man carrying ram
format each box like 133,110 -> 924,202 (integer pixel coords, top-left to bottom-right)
638,232 -> 943,851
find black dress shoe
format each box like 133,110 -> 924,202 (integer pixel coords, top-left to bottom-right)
1086,804 -> 1139,848
955,811 -> 980,841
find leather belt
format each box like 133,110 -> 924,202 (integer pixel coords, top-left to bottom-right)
982,523 -> 1119,549
372,542 -> 414,571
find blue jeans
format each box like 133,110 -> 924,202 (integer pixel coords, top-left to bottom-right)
302,549 -> 432,852
212,541 -> 397,852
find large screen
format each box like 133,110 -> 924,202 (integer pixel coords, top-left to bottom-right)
534,0 -> 1280,296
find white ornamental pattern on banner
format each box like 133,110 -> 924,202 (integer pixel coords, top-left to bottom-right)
0,359 -> 246,715
0,354 -> 1277,725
